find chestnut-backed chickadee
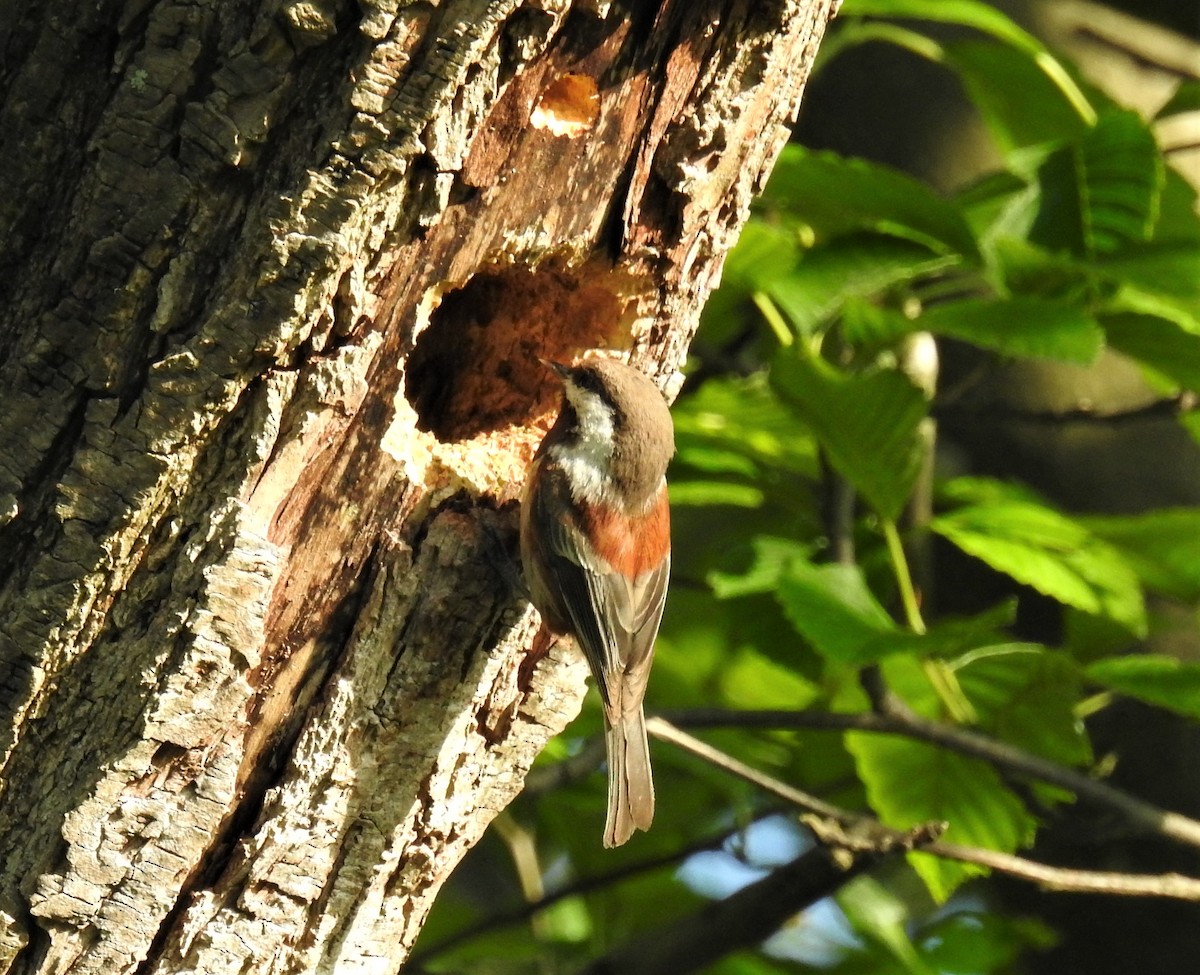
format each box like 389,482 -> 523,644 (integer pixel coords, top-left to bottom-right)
520,356 -> 674,847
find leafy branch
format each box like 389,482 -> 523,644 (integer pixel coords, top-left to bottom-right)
662,707 -> 1200,851
650,719 -> 1200,902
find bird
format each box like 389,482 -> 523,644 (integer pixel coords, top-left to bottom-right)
520,355 -> 674,847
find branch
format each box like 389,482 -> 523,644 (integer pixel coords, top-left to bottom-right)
575,843 -> 886,975
662,707 -> 1200,850
929,842 -> 1200,900
649,718 -> 1200,902
408,820 -> 751,969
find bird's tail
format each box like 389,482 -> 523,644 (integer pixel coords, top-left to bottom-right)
604,707 -> 655,848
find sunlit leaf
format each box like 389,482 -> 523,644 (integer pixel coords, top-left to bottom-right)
1031,111 -> 1163,257
840,0 -> 1046,55
709,536 -> 815,599
944,39 -> 1091,151
854,603 -> 1017,662
768,236 -> 959,335
761,146 -> 980,258
847,732 -> 1036,902
844,297 -> 1103,363
772,351 -> 928,521
774,559 -> 898,663
673,373 -> 821,480
1087,655 -> 1200,719
1103,313 -> 1200,393
1084,508 -> 1200,600
932,493 -> 1147,636
953,644 -> 1091,770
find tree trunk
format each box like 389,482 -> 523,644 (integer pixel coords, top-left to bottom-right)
0,0 -> 838,971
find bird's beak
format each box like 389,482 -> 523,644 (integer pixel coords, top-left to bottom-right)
539,357 -> 571,382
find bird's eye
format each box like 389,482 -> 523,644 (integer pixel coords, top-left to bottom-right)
571,368 -> 602,394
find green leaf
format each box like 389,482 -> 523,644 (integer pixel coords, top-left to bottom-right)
840,0 -> 1045,55
931,495 -> 1147,635
839,876 -> 934,975
1103,313 -> 1200,393
918,911 -> 1056,973
1083,509 -> 1200,600
709,536 -> 814,599
839,0 -> 1095,127
719,645 -> 821,711
840,653 -> 1036,898
761,146 -> 980,258
668,481 -> 764,508
768,236 -> 959,335
939,476 -> 1047,507
944,39 -> 1090,151
919,297 -> 1103,363
953,644 -> 1091,769
847,732 -> 1037,902
774,559 -> 898,663
1152,170 -> 1200,243
1097,241 -> 1200,302
854,602 -> 1018,663
699,221 -> 803,347
771,351 -> 928,521
673,373 -> 820,481
1087,655 -> 1200,719
1031,111 -> 1163,257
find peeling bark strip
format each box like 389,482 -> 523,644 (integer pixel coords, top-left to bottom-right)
0,1 -> 837,972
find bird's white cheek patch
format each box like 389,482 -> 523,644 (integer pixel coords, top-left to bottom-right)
553,385 -> 619,505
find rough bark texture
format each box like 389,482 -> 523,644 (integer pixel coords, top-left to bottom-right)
0,0 -> 838,971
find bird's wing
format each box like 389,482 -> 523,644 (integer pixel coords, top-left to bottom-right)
530,469 -> 667,716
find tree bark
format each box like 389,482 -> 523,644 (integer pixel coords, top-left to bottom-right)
0,0 -> 838,971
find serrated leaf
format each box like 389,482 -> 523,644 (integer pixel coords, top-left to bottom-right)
724,220 -> 802,288
768,236 -> 959,335
847,733 -> 1037,902
838,877 -> 932,975
1087,655 -> 1200,719
839,0 -> 1095,131
1102,313 -> 1200,394
771,352 -> 928,521
841,0 -> 1045,55
774,560 -> 897,663
855,603 -> 1017,663
709,536 -> 814,599
843,296 -> 1103,365
944,39 -> 1091,151
1031,111 -> 1163,257
931,498 -> 1146,635
924,298 -> 1103,363
1097,242 -> 1200,303
761,146 -> 980,258
672,373 -> 820,480
1083,509 -> 1200,600
953,644 -> 1091,769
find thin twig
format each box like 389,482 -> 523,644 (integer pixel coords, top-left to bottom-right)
646,717 -> 860,825
407,819 -> 754,968
662,707 -> 1200,850
649,717 -> 1200,902
929,841 -> 1200,899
